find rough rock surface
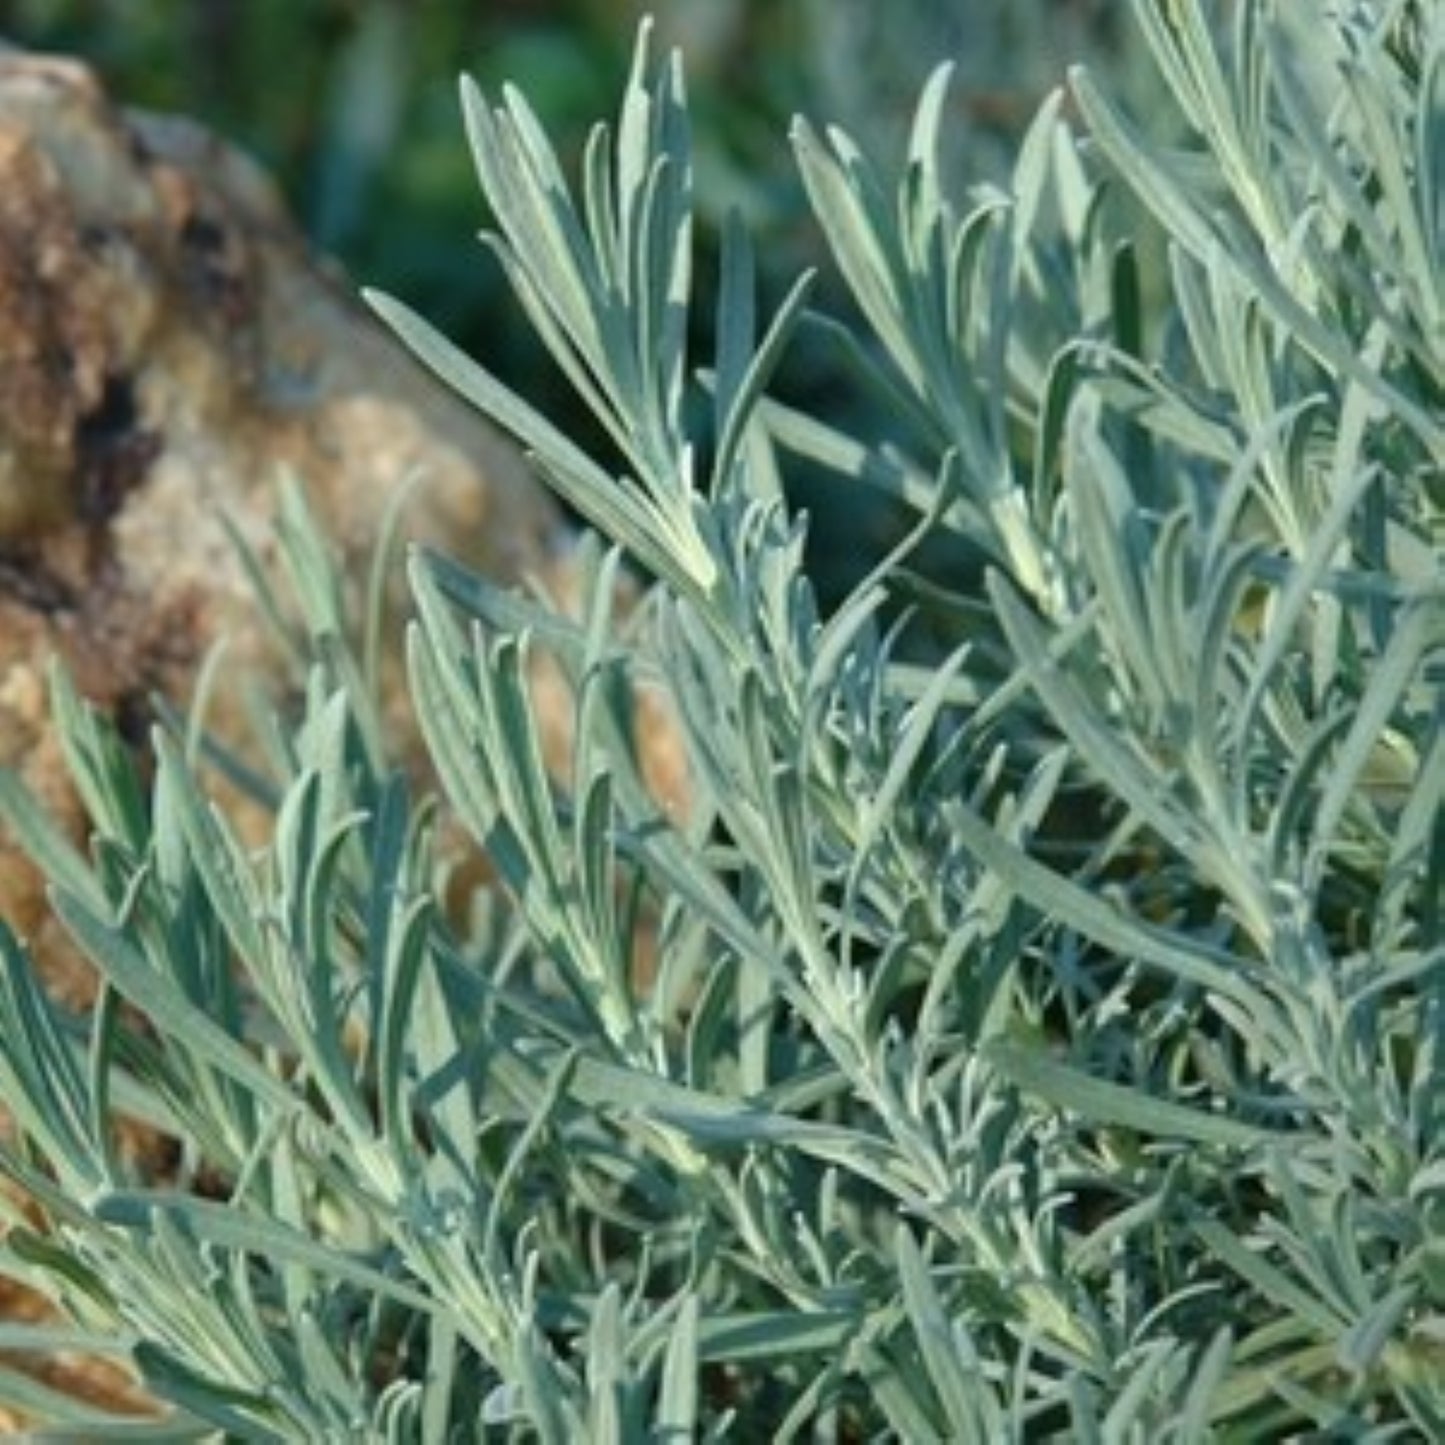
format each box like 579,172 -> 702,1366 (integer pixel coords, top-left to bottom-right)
0,47 -> 572,990
0,45 -> 572,1426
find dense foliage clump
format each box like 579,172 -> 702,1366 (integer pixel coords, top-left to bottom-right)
0,1 -> 1440,1437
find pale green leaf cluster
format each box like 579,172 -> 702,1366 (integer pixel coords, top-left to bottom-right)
0,2 -> 1440,1439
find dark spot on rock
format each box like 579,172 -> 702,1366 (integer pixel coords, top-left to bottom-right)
75,375 -> 159,524
179,211 -> 249,322
125,124 -> 154,168
181,213 -> 226,255
0,545 -> 75,613
78,222 -> 113,256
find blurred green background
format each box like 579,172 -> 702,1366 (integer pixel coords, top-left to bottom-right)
0,0 -> 1130,346
0,1 -> 1132,589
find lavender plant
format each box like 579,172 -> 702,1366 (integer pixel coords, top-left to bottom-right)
0,0 -> 1440,1438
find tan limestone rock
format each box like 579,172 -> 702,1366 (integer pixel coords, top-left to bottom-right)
0,45 -> 575,1427
0,46 -> 570,997
0,40 -> 695,1428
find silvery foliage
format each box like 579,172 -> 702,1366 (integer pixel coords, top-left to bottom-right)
0,1 -> 1439,1437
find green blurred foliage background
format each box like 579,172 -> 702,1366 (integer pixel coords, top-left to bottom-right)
0,1 -> 1134,344
0,1 -> 1135,587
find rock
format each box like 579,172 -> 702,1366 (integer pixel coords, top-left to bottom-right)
0,46 -> 571,1000
0,40 -> 697,1428
0,45 -> 577,1427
